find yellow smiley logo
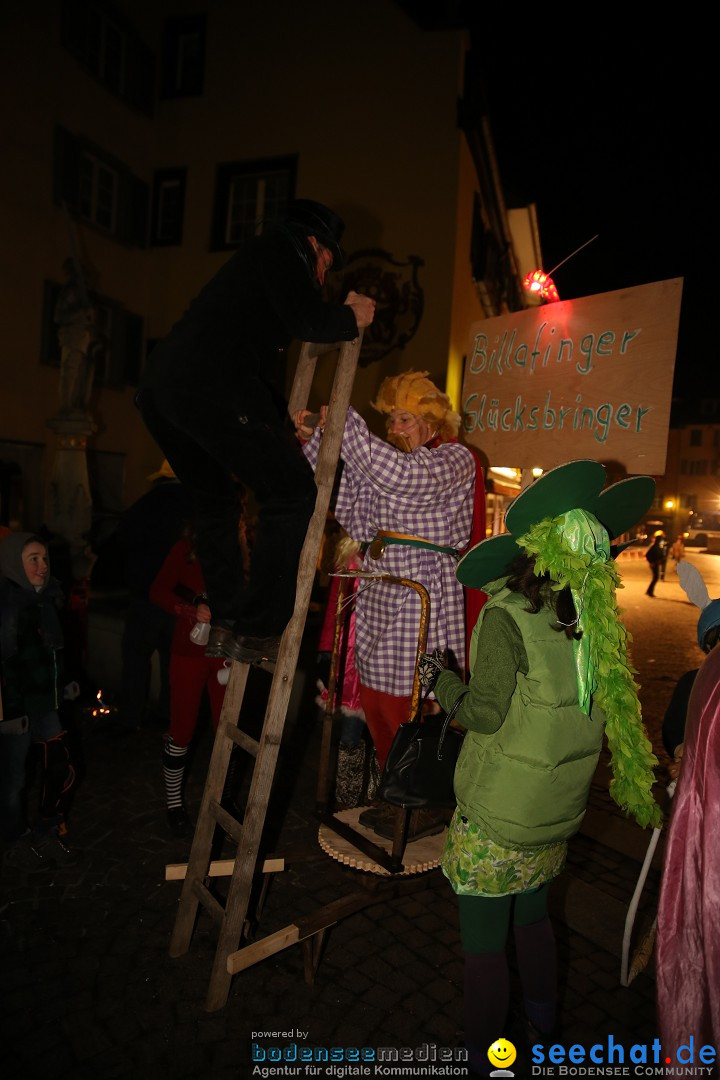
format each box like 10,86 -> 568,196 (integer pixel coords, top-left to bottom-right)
487,1038 -> 517,1069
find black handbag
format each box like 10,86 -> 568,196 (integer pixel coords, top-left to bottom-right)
377,694 -> 466,809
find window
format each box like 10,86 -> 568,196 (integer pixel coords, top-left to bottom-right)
471,195 -> 495,283
689,429 -> 703,446
210,156 -> 297,251
55,127 -> 148,247
61,0 -> 155,115
150,168 -> 186,246
78,151 -> 118,231
161,15 -> 206,98
679,459 -> 708,475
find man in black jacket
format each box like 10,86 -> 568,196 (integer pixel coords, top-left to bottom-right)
136,199 -> 374,664
645,531 -> 666,596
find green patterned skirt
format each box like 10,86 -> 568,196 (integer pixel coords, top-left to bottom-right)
441,808 -> 567,896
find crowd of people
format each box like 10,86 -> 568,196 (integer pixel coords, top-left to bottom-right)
2,197 -> 716,1073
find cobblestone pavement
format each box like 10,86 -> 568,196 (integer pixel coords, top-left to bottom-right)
0,556 -> 715,1079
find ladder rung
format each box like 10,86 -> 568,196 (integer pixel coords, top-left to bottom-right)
165,856 -> 286,881
192,879 -> 225,926
223,722 -> 259,757
211,799 -> 244,842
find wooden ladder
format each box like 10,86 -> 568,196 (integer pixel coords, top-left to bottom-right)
167,331 -> 363,1012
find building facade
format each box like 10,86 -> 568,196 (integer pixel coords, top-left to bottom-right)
650,400 -> 720,543
0,0 -> 534,543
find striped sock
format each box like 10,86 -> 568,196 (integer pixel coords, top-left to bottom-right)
163,738 -> 188,811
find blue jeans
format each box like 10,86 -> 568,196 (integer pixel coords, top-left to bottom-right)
0,711 -> 62,842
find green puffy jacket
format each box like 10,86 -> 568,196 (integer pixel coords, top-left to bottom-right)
443,581 -> 604,850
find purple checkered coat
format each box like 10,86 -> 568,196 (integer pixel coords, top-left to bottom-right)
303,407 -> 475,696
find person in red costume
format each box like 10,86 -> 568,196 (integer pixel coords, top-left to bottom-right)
150,531 -> 227,836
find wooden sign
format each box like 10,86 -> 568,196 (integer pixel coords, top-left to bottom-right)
462,278 -> 683,474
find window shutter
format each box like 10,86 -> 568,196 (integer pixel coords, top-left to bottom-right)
54,127 -> 82,210
107,307 -> 144,388
116,171 -> 149,247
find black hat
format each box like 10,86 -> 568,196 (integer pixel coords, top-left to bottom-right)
284,199 -> 346,270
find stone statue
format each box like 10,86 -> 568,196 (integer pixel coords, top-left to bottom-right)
53,257 -> 99,416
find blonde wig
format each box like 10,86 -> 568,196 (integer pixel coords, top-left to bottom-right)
371,370 -> 460,445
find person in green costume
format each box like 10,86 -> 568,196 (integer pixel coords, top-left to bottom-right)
417,460 -> 662,1078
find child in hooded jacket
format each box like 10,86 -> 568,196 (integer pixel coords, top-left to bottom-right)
0,532 -> 78,869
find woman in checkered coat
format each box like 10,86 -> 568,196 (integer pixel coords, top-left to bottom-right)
299,371 -> 477,775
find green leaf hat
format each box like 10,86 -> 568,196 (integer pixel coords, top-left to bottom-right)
457,460 -> 656,590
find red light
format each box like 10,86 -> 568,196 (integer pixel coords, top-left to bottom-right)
523,270 -> 560,303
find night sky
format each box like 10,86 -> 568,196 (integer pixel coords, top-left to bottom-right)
474,22 -> 717,399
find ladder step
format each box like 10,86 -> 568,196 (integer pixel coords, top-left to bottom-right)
211,799 -> 244,842
223,722 -> 259,757
192,879 -> 225,926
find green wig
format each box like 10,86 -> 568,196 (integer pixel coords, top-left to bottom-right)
518,508 -> 662,830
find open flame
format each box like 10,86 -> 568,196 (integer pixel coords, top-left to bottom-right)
91,690 -> 112,718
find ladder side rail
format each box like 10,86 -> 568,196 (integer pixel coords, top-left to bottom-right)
169,661 -> 250,956
310,342 -> 360,494
286,339 -> 319,418
204,333 -> 363,1010
286,336 -> 354,419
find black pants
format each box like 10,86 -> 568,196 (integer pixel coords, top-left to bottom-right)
120,598 -> 174,729
136,386 -> 316,637
647,562 -> 660,595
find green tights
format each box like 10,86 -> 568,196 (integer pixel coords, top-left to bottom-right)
458,882 -> 550,953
